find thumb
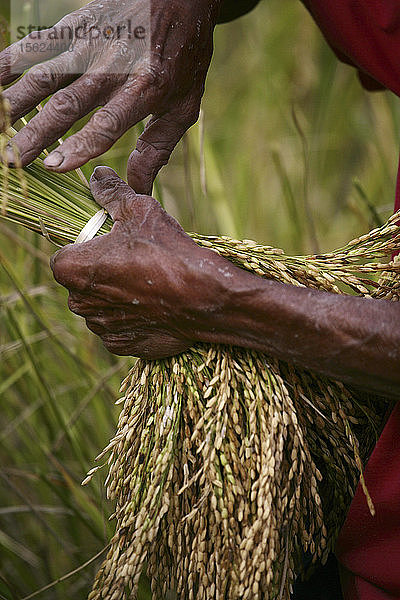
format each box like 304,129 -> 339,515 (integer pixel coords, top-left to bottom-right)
90,165 -> 158,227
90,166 -> 135,221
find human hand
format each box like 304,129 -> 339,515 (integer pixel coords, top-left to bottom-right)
0,0 -> 221,194
50,166 -> 235,359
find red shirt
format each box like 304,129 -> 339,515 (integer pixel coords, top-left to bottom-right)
336,403 -> 400,599
301,1 -> 400,598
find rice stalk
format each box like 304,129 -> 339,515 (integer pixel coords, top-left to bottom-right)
1,108 -> 399,599
86,246 -> 396,600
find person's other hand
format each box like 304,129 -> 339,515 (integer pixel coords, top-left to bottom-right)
50,166 -> 236,359
0,0 -> 221,194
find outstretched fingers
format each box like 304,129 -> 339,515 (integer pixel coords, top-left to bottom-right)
1,50 -> 83,129
41,85 -> 155,172
5,71 -> 108,167
0,23 -> 72,86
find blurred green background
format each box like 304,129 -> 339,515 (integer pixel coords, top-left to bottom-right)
1,1 -> 400,598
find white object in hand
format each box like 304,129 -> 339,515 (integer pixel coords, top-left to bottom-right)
75,209 -> 108,244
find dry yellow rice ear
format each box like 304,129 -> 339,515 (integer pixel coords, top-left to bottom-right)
1,104 -> 399,599
87,221 -> 399,600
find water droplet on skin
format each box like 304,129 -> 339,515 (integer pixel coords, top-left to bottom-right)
218,267 -> 233,278
131,298 -> 140,305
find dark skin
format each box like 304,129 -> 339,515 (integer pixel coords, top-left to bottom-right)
1,1 -> 399,398
51,167 -> 400,399
0,0 -> 220,194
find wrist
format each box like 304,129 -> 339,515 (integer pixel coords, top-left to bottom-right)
180,250 -> 267,343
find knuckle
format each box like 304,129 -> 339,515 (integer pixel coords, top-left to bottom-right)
57,11 -> 95,32
134,68 -> 156,89
67,295 -> 82,315
111,39 -> 131,60
71,122 -> 118,154
50,88 -> 84,119
73,9 -> 96,26
63,128 -> 105,159
0,49 -> 12,83
87,324 -> 102,337
91,107 -> 125,136
101,336 -> 127,356
25,64 -> 55,91
0,46 -> 10,62
90,128 -> 115,149
64,133 -> 92,157
136,137 -> 172,158
133,59 -> 167,90
86,317 -> 106,334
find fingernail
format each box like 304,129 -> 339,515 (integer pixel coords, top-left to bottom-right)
44,151 -> 64,168
4,145 -> 16,168
91,166 -> 114,181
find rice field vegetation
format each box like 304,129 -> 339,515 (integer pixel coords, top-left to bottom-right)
1,1 -> 400,598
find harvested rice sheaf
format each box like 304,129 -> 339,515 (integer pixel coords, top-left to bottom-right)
88,246 -> 396,600
1,113 -> 399,599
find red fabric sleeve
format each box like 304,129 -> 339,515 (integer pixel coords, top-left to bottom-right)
300,3 -> 400,599
336,403 -> 400,599
301,0 -> 400,97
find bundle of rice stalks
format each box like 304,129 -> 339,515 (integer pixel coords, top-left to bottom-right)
1,116 -> 399,599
